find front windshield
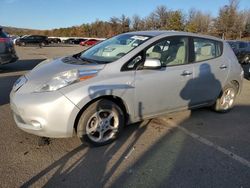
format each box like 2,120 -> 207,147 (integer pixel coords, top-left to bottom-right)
80,34 -> 150,63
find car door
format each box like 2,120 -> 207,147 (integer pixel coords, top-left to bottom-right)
24,36 -> 32,45
28,36 -> 35,45
190,37 -> 228,106
34,36 -> 40,44
133,36 -> 194,119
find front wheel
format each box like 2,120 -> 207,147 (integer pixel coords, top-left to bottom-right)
40,42 -> 46,47
213,83 -> 237,113
77,99 -> 124,146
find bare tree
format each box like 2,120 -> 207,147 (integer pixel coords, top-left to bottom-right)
242,9 -> 250,37
167,10 -> 185,31
153,5 -> 168,29
145,12 -> 160,30
120,14 -> 130,33
215,0 -> 244,39
131,15 -> 145,31
186,8 -> 212,33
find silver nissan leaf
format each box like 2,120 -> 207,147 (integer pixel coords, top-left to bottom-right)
10,31 -> 243,146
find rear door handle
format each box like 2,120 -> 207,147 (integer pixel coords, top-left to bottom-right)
181,70 -> 193,76
220,64 -> 228,69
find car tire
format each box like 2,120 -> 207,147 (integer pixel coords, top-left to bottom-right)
41,42 -> 46,47
213,83 -> 237,113
21,42 -> 26,46
77,99 -> 124,146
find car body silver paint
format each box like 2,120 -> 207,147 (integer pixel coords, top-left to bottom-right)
10,31 -> 243,138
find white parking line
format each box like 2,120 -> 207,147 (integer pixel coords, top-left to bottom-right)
165,119 -> 250,168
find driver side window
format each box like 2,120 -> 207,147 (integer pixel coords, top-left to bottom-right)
146,37 -> 188,66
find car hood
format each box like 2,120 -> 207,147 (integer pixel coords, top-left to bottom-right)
20,56 -> 105,93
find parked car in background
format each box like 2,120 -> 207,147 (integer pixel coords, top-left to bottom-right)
227,40 -> 250,64
73,38 -> 87,44
80,39 -> 100,46
10,35 -> 19,43
62,38 -> 75,44
16,35 -> 48,46
12,35 -> 29,45
48,37 -> 61,44
0,28 -> 18,65
10,31 -> 243,146
12,36 -> 20,45
13,35 -> 29,45
242,64 -> 250,80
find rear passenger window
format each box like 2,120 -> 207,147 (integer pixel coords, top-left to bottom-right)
193,38 -> 222,62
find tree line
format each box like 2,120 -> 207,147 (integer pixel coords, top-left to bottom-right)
6,0 -> 250,40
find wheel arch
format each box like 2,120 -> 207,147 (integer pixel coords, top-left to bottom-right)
73,95 -> 130,134
214,79 -> 240,106
230,80 -> 240,94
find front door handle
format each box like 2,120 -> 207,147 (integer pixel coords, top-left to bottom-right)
220,64 -> 228,69
181,70 -> 193,76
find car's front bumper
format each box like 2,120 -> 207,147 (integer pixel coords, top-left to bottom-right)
10,89 -> 80,138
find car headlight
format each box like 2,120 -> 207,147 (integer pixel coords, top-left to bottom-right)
36,69 -> 98,92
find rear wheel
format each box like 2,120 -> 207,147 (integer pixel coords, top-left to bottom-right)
21,42 -> 26,46
213,83 -> 237,112
77,99 -> 124,146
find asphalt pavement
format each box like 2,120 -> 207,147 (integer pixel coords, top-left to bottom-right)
0,45 -> 249,188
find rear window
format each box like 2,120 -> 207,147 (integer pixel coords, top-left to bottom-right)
193,38 -> 223,62
0,30 -> 8,38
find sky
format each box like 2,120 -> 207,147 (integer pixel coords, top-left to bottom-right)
0,0 -> 249,30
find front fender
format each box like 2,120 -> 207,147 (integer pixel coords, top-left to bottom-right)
61,83 -> 136,123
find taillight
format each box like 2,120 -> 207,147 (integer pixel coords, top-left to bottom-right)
0,38 -> 10,43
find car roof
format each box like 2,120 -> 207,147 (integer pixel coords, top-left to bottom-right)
227,40 -> 249,43
127,30 -> 223,41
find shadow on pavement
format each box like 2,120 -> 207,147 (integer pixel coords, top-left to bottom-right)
19,105 -> 250,188
113,105 -> 250,188
21,120 -> 150,188
0,59 -> 44,105
0,59 -> 45,73
0,75 -> 20,105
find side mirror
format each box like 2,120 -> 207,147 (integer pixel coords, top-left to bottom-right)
144,59 -> 162,69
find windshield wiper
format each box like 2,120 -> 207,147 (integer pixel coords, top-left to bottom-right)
80,57 -> 97,64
